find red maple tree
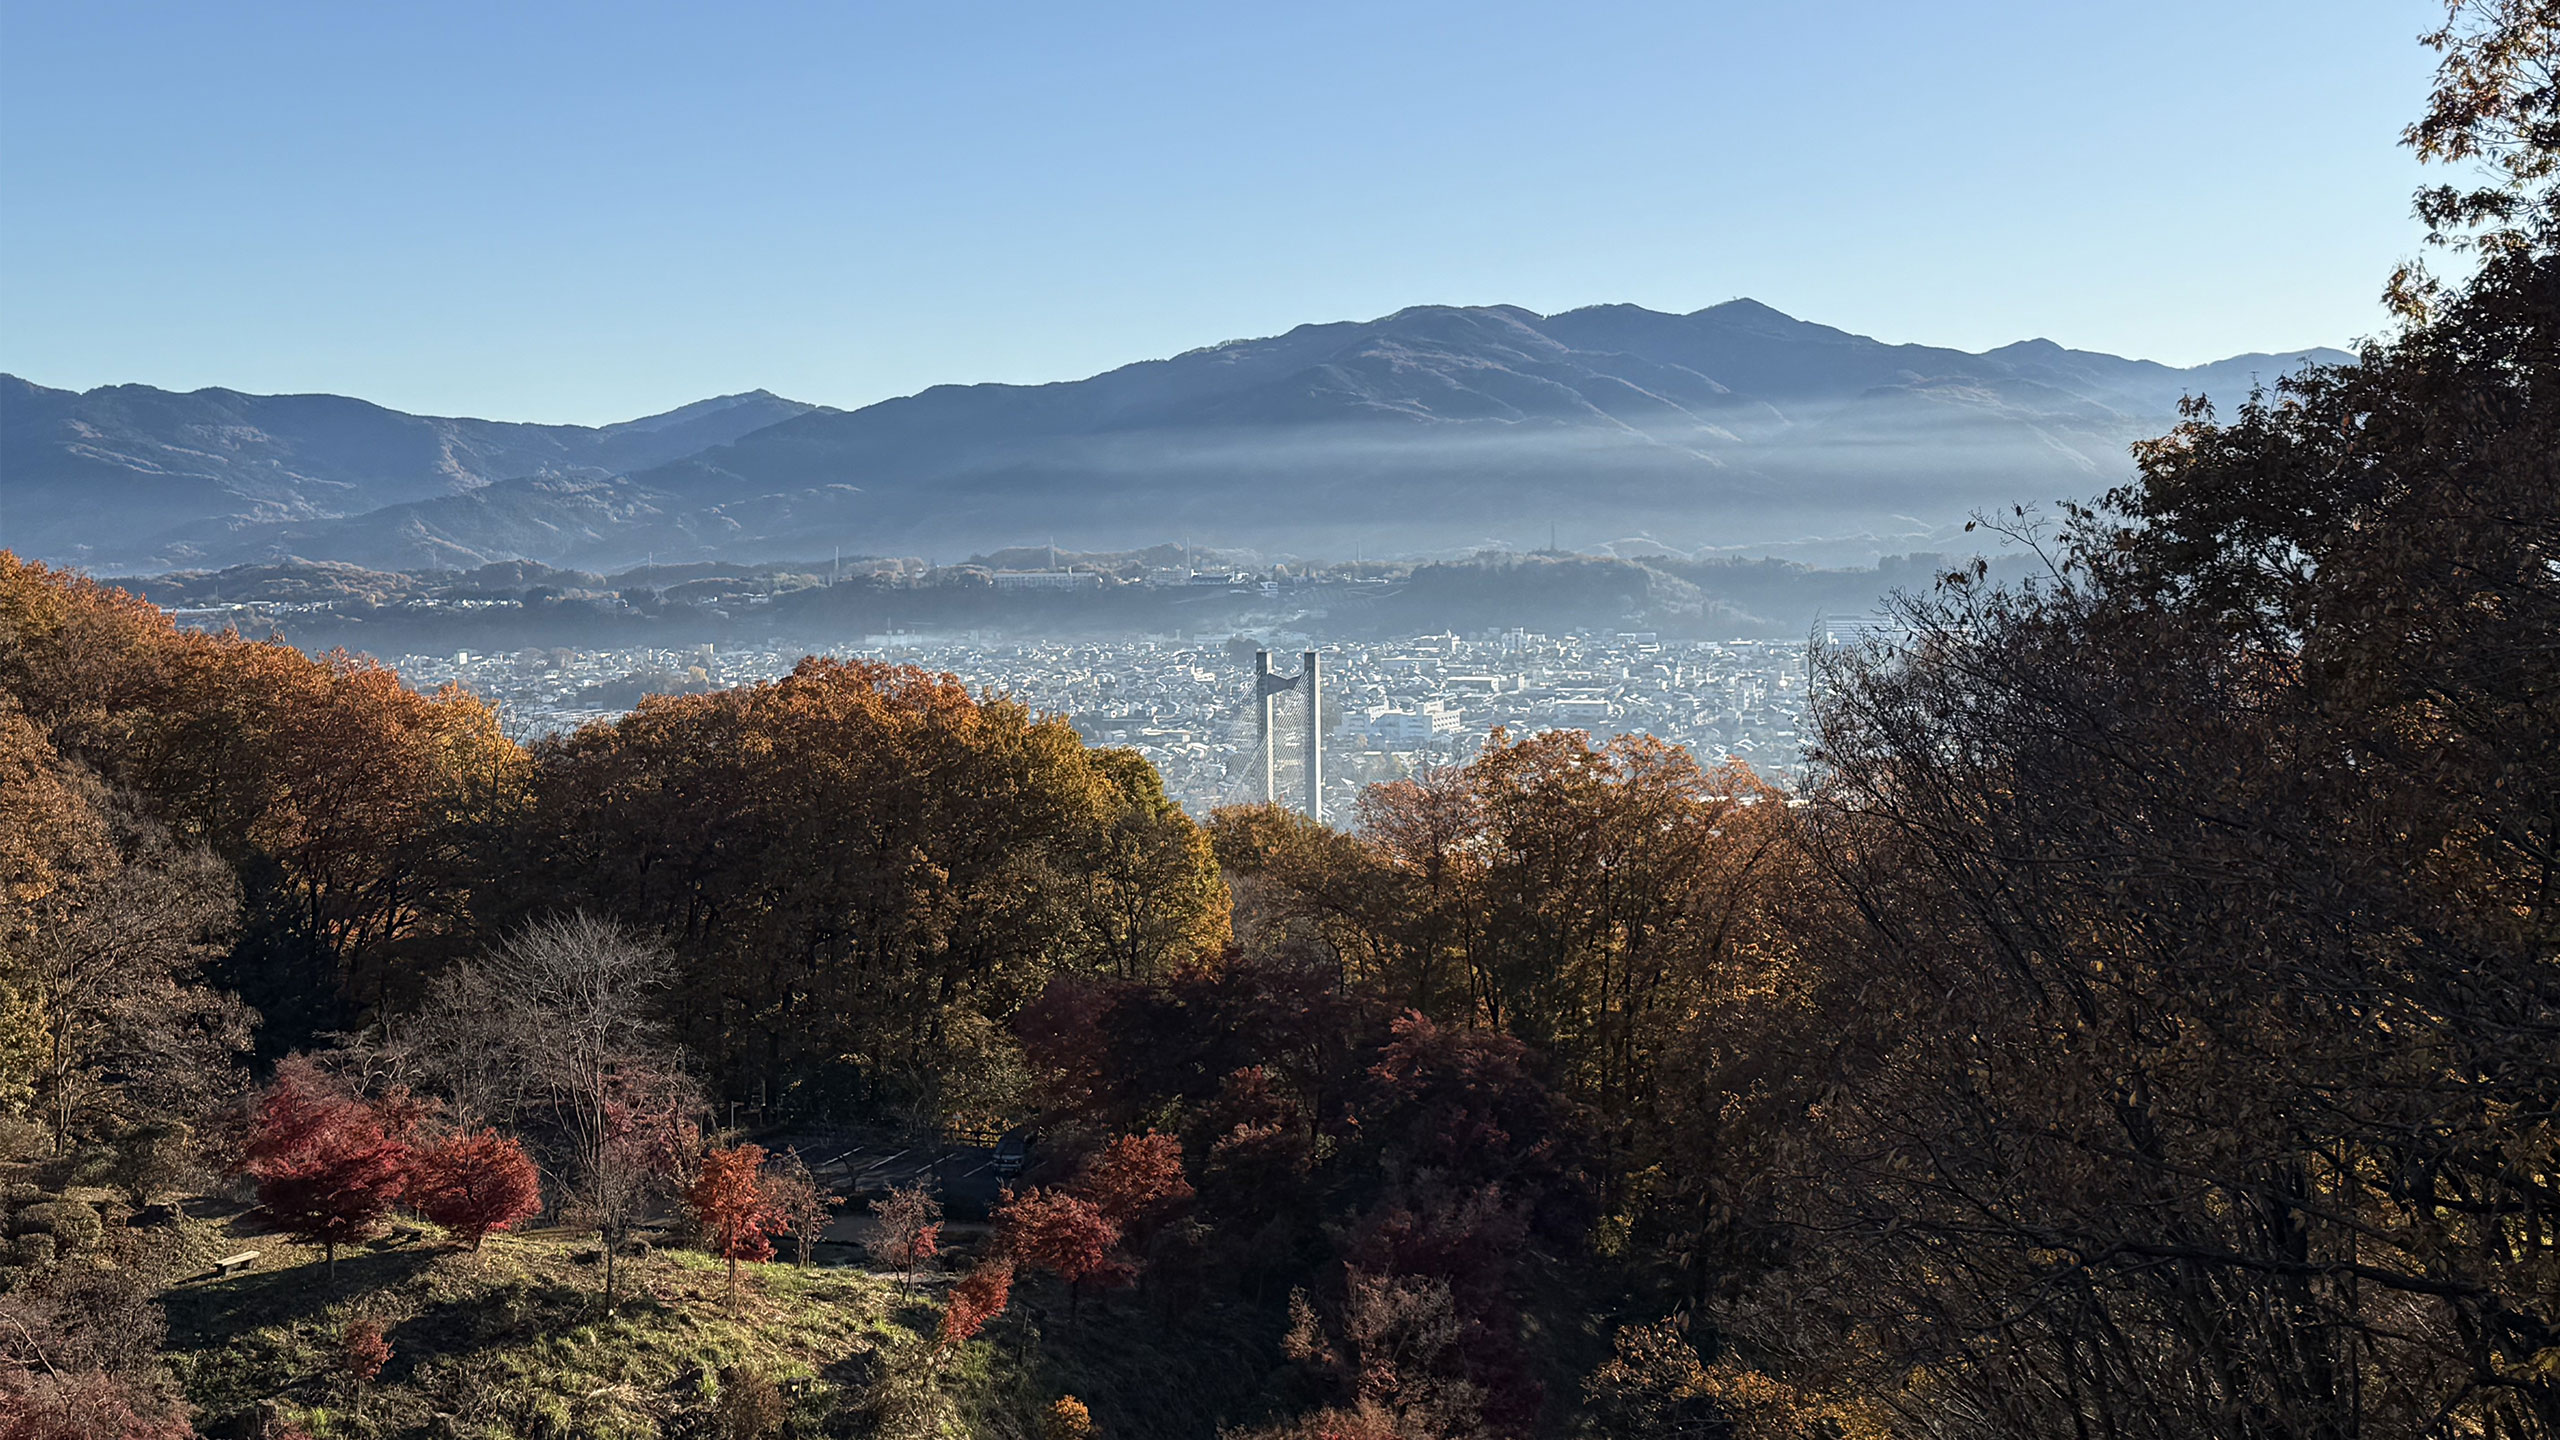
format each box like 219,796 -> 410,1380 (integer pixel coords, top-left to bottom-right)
340,1317 -> 391,1384
937,1257 -> 1014,1355
592,1069 -> 699,1310
995,1187 -> 1121,1317
407,1128 -> 545,1251
688,1143 -> 786,1298
1079,1131 -> 1194,1233
243,1056 -> 411,1280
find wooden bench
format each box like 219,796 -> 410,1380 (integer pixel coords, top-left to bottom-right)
207,1251 -> 260,1279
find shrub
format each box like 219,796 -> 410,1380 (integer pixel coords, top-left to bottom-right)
937,1259 -> 1013,1354
0,1265 -> 185,1431
0,1117 -> 46,1164
1043,1396 -> 1094,1440
30,1145 -> 116,1192
0,1369 -> 195,1440
11,1200 -> 102,1253
715,1363 -> 784,1440
16,1265 -> 169,1376
866,1183 -> 942,1288
762,1148 -> 840,1267
107,1120 -> 199,1209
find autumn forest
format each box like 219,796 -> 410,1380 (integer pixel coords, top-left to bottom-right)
4,7 -> 2558,1439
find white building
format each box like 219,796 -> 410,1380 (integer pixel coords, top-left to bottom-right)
1360,700 -> 1464,747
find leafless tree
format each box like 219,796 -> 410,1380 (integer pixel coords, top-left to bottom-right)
486,913 -> 682,1197
372,912 -> 700,1304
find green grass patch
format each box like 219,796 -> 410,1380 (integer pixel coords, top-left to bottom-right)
154,1210 -> 1337,1438
160,1212 -> 915,1438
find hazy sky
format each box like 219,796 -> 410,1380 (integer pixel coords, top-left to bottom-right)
2,0 -> 2439,424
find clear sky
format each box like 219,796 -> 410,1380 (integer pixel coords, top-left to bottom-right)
1,0 -> 2440,425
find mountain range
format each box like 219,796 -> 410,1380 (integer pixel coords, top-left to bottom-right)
1,301 -> 2352,572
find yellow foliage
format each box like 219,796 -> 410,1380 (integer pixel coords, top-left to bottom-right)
1695,1360 -> 1891,1440
1042,1394 -> 1094,1440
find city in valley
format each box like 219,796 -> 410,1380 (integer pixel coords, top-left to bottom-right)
392,628 -> 1811,816
128,547 -> 1872,810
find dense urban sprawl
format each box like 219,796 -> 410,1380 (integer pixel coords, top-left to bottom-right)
391,630 -> 1811,813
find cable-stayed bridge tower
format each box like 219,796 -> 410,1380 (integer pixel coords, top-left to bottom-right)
1253,649 -> 1324,823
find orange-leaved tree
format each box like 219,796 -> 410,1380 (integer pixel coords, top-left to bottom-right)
0,554 -> 525,1045
937,1257 -> 1014,1358
994,1187 -> 1120,1319
524,657 -> 1228,1125
688,1143 -> 786,1299
1077,1130 -> 1192,1234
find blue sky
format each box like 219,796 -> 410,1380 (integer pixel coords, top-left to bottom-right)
2,0 -> 2438,424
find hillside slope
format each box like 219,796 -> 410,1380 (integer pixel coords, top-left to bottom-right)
147,1206 -> 1317,1439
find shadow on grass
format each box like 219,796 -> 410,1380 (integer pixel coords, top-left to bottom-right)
885,1294 -> 942,1338
160,1246 -> 442,1352
954,1277 -> 1306,1440
823,1345 -> 884,1394
161,1244 -> 672,1364
377,1274 -> 665,1386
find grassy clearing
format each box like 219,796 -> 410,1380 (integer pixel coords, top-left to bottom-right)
159,1209 -> 921,1438
147,1205 -> 1327,1438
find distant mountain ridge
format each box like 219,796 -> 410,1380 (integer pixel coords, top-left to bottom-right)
1,302 -> 2351,571
0,377 -> 821,564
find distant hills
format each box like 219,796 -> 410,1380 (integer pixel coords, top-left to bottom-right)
1,302 -> 2351,572
0,380 -> 820,567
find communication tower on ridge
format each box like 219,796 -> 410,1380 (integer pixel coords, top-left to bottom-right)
1254,649 -> 1324,822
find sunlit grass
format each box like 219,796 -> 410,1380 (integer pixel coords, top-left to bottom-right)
159,1210 -> 915,1438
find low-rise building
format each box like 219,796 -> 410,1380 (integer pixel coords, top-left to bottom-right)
990,570 -> 1103,590
1360,700 -> 1464,747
